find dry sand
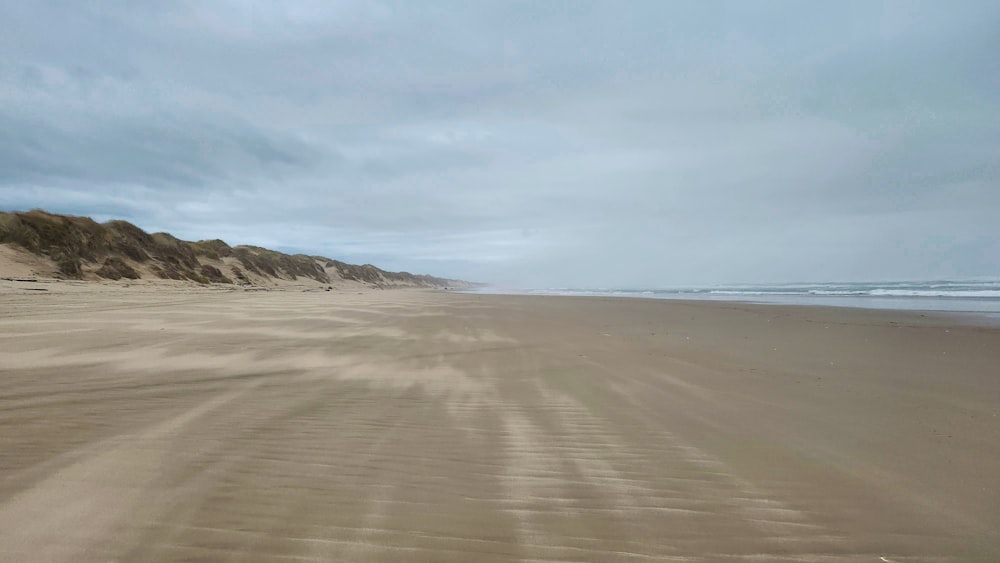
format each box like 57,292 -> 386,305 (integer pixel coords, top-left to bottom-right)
1,281 -> 998,562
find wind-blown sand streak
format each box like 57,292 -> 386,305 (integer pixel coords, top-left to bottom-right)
1,283 -> 998,561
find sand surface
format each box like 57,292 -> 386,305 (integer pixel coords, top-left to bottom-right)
1,282 -> 998,562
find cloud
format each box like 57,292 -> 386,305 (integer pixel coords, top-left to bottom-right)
1,0 -> 998,285
0,109 -> 320,189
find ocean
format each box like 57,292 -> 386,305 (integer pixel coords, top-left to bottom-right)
466,281 -> 1000,319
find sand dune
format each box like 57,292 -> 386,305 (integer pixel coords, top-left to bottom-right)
1,282 -> 998,561
0,210 -> 467,289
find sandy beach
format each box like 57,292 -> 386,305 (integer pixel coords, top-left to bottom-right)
1,282 -> 998,562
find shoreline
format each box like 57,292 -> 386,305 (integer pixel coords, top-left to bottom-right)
7,275 -> 1000,326
7,275 -> 1000,329
462,286 -> 1000,323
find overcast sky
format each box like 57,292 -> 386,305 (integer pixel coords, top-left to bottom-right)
1,1 -> 998,286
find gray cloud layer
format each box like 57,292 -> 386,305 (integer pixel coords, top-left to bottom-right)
2,1 -> 998,285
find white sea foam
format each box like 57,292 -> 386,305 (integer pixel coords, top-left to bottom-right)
868,289 -> 1000,298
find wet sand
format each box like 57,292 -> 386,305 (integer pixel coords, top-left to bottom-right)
1,284 -> 998,562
